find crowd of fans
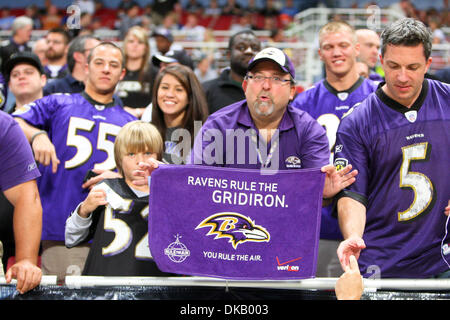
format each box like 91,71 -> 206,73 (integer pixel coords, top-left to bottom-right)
0,0 -> 448,298
0,0 -> 447,40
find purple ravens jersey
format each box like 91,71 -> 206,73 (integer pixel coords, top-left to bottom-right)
0,110 -> 40,191
292,77 -> 377,240
82,178 -> 175,276
13,92 -> 136,241
335,79 -> 450,278
189,99 -> 330,171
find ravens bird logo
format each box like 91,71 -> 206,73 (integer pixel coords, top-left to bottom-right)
196,212 -> 270,249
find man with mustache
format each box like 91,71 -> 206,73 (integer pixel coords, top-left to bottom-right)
202,29 -> 261,115
13,42 -> 136,284
335,18 -> 450,279
134,49 -> 357,200
190,47 -> 357,202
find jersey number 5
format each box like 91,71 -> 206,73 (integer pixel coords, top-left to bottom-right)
398,142 -> 435,221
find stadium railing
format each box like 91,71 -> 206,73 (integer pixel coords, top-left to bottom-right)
2,275 -> 450,300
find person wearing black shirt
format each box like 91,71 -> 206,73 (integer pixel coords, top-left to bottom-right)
202,29 -> 261,114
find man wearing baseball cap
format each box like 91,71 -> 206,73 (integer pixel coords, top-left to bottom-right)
190,47 -> 357,203
152,28 -> 183,56
151,50 -> 194,70
4,51 -> 46,114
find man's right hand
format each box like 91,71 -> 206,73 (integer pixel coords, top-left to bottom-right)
337,235 -> 366,270
31,132 -> 60,173
131,158 -> 161,187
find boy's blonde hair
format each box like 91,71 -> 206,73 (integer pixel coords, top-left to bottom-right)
114,121 -> 163,175
318,21 -> 357,47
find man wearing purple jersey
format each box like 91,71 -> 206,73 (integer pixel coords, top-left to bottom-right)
336,18 -> 450,278
0,110 -> 42,294
13,42 -> 136,283
291,21 -> 378,277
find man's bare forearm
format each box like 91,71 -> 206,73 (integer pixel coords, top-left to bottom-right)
14,117 -> 41,143
5,181 -> 42,263
337,197 -> 366,240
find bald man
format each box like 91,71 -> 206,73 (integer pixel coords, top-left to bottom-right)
355,29 -> 383,82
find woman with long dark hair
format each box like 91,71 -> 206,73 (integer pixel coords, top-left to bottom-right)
151,64 -> 209,164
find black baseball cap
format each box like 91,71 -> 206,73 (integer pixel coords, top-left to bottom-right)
4,51 -> 44,80
152,50 -> 194,70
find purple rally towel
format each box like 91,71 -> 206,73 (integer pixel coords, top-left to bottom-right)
148,165 -> 325,280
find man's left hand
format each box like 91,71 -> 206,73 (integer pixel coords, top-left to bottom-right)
5,259 -> 42,294
321,164 -> 358,199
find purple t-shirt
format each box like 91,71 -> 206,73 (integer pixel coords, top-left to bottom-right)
189,99 -> 330,171
292,77 -> 377,240
13,92 -> 136,241
0,110 -> 40,191
335,79 -> 450,278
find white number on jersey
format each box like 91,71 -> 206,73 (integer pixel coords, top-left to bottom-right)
102,201 -> 152,259
65,117 -> 121,170
316,113 -> 340,164
398,142 -> 434,221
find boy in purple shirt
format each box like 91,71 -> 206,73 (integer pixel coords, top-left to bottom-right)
336,18 -> 450,278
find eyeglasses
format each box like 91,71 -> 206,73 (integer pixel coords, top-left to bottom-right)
246,74 -> 292,86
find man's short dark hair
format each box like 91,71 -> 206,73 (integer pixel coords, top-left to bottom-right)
228,29 -> 257,51
380,18 -> 433,60
87,41 -> 125,68
47,27 -> 71,44
67,35 -> 100,72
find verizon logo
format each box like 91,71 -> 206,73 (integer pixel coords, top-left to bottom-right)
277,265 -> 299,271
276,256 -> 302,272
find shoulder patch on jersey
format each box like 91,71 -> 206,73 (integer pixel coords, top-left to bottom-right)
334,158 -> 348,171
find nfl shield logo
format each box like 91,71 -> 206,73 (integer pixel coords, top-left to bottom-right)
405,111 -> 417,123
337,92 -> 349,101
